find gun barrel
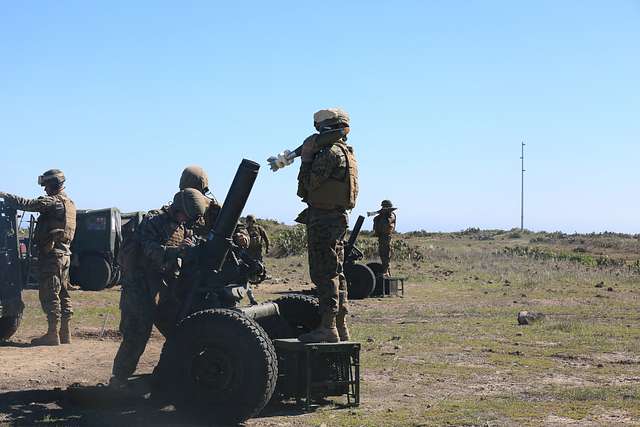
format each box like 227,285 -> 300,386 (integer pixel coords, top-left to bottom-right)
203,159 -> 260,270
345,215 -> 365,259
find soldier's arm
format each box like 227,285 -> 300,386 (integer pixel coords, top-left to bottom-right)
299,148 -> 341,191
0,193 -> 59,213
138,218 -> 180,271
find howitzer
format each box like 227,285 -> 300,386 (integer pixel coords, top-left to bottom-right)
343,215 -> 377,299
153,159 -> 323,425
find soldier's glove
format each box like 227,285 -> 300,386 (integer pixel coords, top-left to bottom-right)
267,149 -> 297,172
300,135 -> 318,163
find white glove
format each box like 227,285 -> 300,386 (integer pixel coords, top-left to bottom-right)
267,149 -> 297,172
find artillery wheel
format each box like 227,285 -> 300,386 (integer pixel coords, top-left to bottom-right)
0,313 -> 22,341
156,309 -> 277,424
345,263 -> 376,299
367,262 -> 385,296
74,254 -> 112,291
257,294 -> 320,340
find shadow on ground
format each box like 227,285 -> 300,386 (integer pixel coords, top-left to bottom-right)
0,375 -> 321,426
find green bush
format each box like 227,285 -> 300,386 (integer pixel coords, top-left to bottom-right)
272,225 -> 307,257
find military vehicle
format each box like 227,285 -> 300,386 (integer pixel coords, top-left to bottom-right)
152,159 -> 323,424
0,201 -> 25,341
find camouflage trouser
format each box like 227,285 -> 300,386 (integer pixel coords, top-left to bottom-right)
112,272 -> 162,379
38,253 -> 72,322
306,207 -> 349,317
378,235 -> 392,274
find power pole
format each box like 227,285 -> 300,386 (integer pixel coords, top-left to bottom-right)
520,141 -> 526,231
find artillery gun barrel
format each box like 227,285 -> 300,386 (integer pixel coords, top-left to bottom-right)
203,159 -> 260,271
345,215 -> 365,260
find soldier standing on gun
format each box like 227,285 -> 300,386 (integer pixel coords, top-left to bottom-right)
110,188 -> 208,388
0,169 -> 76,346
245,215 -> 270,260
295,108 -> 358,343
372,200 -> 397,276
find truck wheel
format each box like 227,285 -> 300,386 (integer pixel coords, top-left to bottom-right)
156,309 -> 277,424
0,313 -> 22,341
257,294 -> 321,340
76,255 -> 112,291
345,263 -> 376,299
367,262 -> 385,296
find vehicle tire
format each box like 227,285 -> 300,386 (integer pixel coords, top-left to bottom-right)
256,294 -> 321,340
344,262 -> 376,299
156,309 -> 278,424
76,254 -> 112,291
367,262 -> 385,296
0,312 -> 22,341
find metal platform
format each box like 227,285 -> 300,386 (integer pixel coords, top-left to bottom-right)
273,338 -> 360,410
382,276 -> 405,297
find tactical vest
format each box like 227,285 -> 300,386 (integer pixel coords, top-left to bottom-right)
247,225 -> 263,251
306,143 -> 359,210
374,212 -> 396,236
34,192 -> 76,249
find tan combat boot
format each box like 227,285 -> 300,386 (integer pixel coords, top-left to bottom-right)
336,310 -> 350,342
31,319 -> 60,346
59,318 -> 72,344
299,311 -> 340,343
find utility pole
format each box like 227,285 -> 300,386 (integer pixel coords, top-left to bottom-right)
520,141 -> 526,231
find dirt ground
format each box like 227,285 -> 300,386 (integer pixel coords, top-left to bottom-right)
2,232 -> 640,426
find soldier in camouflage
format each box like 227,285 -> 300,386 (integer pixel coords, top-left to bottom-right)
110,188 -> 209,387
245,214 -> 270,260
0,169 -> 76,346
373,200 -> 397,276
295,108 -> 358,343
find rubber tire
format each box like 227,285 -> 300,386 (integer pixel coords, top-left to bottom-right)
157,309 -> 278,424
76,255 -> 111,291
256,294 -> 321,340
345,263 -> 376,299
367,262 -> 385,296
0,313 -> 22,341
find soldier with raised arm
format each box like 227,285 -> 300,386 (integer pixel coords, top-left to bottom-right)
295,108 -> 358,343
0,169 -> 76,346
372,200 -> 397,276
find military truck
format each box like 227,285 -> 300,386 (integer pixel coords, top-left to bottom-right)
0,201 -> 25,341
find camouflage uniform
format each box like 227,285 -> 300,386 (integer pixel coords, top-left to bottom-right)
1,192 -> 76,324
112,189 -> 208,381
373,210 -> 396,275
296,108 -> 358,342
246,221 -> 270,260
298,146 -> 351,320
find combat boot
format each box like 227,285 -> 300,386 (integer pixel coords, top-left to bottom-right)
59,318 -> 72,344
336,310 -> 350,342
31,319 -> 60,346
299,311 -> 340,343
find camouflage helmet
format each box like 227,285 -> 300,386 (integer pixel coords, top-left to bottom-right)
172,188 -> 209,220
313,108 -> 350,130
246,214 -> 256,223
381,200 -> 394,209
179,165 -> 209,195
38,169 -> 66,187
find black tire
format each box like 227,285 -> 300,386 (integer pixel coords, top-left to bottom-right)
345,263 -> 376,299
0,313 -> 22,341
367,262 -> 385,296
75,254 -> 111,291
257,294 -> 321,340
156,309 -> 278,424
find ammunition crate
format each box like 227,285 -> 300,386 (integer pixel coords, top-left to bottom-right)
382,276 -> 405,297
273,339 -> 360,410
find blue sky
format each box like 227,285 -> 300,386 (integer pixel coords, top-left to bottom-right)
1,1 -> 638,233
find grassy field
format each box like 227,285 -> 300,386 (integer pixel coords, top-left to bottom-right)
7,228 -> 640,426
